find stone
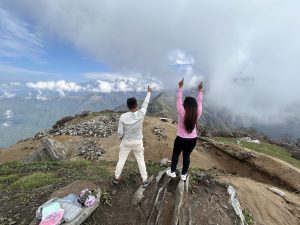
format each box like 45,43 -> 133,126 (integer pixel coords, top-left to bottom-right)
41,138 -> 67,160
267,187 -> 285,197
159,117 -> 170,122
33,113 -> 120,140
78,139 -> 106,161
152,127 -> 167,141
160,158 -> 171,167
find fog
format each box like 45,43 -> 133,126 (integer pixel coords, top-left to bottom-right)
2,0 -> 300,127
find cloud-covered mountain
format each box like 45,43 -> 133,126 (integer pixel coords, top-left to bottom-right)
0,76 -> 161,100
0,76 -> 160,148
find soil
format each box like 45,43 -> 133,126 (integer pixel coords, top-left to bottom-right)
222,176 -> 300,225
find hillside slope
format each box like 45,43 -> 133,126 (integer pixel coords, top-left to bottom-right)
1,113 -> 300,225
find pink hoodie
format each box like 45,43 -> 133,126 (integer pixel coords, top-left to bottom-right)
176,87 -> 203,138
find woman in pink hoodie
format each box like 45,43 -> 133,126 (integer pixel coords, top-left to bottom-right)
166,78 -> 203,181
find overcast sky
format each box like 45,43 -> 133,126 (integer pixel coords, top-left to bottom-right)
1,0 -> 300,126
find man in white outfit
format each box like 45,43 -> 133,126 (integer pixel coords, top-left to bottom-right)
113,85 -> 153,187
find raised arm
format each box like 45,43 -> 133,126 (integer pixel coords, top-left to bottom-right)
177,79 -> 185,116
139,85 -> 153,116
197,82 -> 204,118
117,116 -> 124,139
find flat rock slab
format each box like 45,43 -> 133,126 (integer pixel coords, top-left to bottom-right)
50,180 -> 98,198
30,180 -> 100,225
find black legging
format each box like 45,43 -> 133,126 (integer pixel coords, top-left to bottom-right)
171,136 -> 197,175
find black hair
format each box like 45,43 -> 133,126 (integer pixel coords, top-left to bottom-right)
127,97 -> 138,110
183,97 -> 198,133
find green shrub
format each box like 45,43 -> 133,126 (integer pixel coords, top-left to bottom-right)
12,172 -> 55,190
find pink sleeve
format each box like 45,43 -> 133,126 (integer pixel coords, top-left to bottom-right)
177,87 -> 184,117
197,91 -> 203,118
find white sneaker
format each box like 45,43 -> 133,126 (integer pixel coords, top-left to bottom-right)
180,173 -> 188,181
166,169 -> 176,178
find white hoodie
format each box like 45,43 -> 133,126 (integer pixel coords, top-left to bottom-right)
117,92 -> 151,141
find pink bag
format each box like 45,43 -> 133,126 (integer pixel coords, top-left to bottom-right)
39,209 -> 64,225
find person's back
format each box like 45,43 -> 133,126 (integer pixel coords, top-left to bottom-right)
118,100 -> 149,141
166,79 -> 204,181
114,86 -> 153,187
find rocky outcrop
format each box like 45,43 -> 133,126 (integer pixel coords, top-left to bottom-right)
152,127 -> 167,141
34,114 -> 119,139
132,171 -> 242,225
41,138 -> 67,160
78,139 -> 106,161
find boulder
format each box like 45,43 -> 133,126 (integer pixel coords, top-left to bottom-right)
41,138 -> 67,160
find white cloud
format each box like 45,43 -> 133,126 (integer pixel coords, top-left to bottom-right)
26,80 -> 83,97
94,81 -> 113,93
36,93 -> 48,101
3,1 -> 300,125
168,50 -> 195,65
83,72 -> 142,82
0,7 -> 44,61
83,72 -> 162,92
0,91 -> 15,99
1,121 -> 11,128
9,82 -> 22,86
4,110 -> 14,119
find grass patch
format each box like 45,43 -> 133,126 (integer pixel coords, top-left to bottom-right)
59,160 -> 92,168
12,172 -> 55,190
243,208 -> 254,225
0,161 -> 21,175
0,174 -> 19,188
146,160 -> 163,175
213,137 -> 300,169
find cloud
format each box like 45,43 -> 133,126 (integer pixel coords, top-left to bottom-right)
83,72 -> 162,91
0,62 -> 60,76
3,0 -> 300,125
0,7 -> 44,61
25,76 -> 160,95
4,110 -> 14,119
1,121 -> 11,128
36,90 -> 48,101
94,80 -> 113,93
26,80 -> 83,97
168,50 -> 195,66
0,91 -> 15,99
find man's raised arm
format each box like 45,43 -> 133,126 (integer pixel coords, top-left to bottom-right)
140,85 -> 153,116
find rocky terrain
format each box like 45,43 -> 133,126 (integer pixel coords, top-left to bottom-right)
0,111 -> 300,225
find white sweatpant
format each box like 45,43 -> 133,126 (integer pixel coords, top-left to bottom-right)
115,139 -> 148,181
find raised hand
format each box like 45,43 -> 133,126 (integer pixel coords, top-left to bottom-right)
148,85 -> 153,93
178,78 -> 184,88
198,81 -> 204,91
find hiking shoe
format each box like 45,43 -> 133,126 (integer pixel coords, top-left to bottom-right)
112,178 -> 120,185
166,169 -> 176,178
180,173 -> 188,181
142,178 -> 151,188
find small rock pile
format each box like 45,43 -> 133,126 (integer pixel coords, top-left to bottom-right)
79,139 -> 106,161
152,127 -> 167,141
35,114 -> 119,139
